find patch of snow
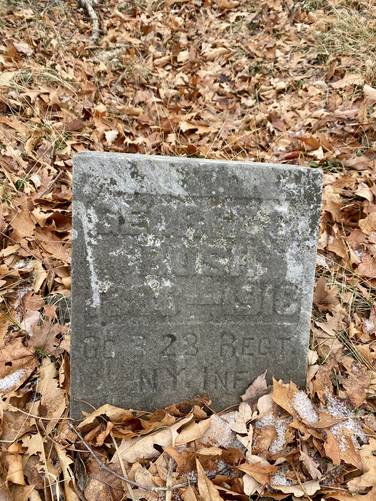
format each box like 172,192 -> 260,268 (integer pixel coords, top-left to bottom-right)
202,414 -> 240,448
0,369 -> 25,391
292,391 -> 318,424
270,420 -> 288,453
185,471 -> 197,483
256,414 -> 288,453
256,415 -> 274,428
271,471 -> 291,486
326,396 -> 351,418
326,396 -> 366,450
364,318 -> 374,333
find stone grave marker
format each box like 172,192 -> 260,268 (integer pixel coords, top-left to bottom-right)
71,152 -> 322,418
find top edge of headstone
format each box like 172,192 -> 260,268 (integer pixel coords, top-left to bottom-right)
73,151 -> 322,178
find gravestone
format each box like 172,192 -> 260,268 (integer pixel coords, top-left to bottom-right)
71,152 -> 322,418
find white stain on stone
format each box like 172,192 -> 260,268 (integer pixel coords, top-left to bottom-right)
244,257 -> 267,281
110,247 -> 141,272
286,240 -> 303,282
157,216 -> 166,232
145,275 -> 161,297
145,276 -> 174,297
99,280 -> 112,294
275,201 -> 289,214
186,227 -> 195,240
143,234 -> 161,247
110,248 -> 126,257
195,254 -> 203,274
75,201 -> 101,307
78,155 -> 189,207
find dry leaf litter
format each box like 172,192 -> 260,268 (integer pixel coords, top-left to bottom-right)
0,0 -> 375,499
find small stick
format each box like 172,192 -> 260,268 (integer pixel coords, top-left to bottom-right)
69,423 -> 187,493
70,423 -> 154,491
291,464 -> 313,501
165,457 -> 174,501
37,170 -> 63,198
111,432 -> 137,501
79,0 -> 100,43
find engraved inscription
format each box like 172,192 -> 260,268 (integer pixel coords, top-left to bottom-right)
99,279 -> 300,322
161,334 -> 176,357
124,367 -> 185,394
219,333 -> 291,358
160,333 -> 199,358
114,366 -> 259,394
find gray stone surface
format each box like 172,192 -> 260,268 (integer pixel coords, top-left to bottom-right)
70,152 -> 322,419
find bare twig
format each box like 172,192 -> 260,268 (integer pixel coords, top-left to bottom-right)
70,424 -> 187,493
37,170 -> 63,198
165,456 -> 174,501
111,432 -> 137,501
291,464 -> 313,501
79,0 -> 100,43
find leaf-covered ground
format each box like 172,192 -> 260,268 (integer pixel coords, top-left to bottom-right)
0,0 -> 376,499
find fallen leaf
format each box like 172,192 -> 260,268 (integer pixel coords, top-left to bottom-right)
331,74 -> 364,89
21,433 -> 44,456
114,414 -> 192,463
359,213 -> 376,234
216,0 -> 239,9
330,486 -> 376,501
196,459 -> 223,500
313,277 -> 339,311
64,119 -> 85,132
175,418 -> 211,445
38,358 -> 66,434
13,41 -> 33,56
0,71 -> 17,87
299,447 -> 322,480
272,379 -> 297,416
343,366 -> 369,408
242,473 -> 261,496
11,207 -> 34,238
228,402 -> 252,434
202,47 -> 230,60
5,443 -> 25,485
238,457 -> 277,485
272,480 -> 320,497
182,486 -> 198,501
32,260 -> 47,292
77,404 -> 137,429
104,129 -> 119,145
357,254 -> 376,278
241,371 -> 268,403
363,84 -> 376,104
55,444 -> 80,501
356,183 -> 374,202
324,430 -> 341,465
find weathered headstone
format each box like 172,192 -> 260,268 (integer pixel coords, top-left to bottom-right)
71,152 -> 322,418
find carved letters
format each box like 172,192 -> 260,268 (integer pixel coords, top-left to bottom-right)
93,194 -> 301,372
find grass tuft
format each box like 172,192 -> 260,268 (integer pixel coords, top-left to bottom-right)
314,1 -> 376,79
